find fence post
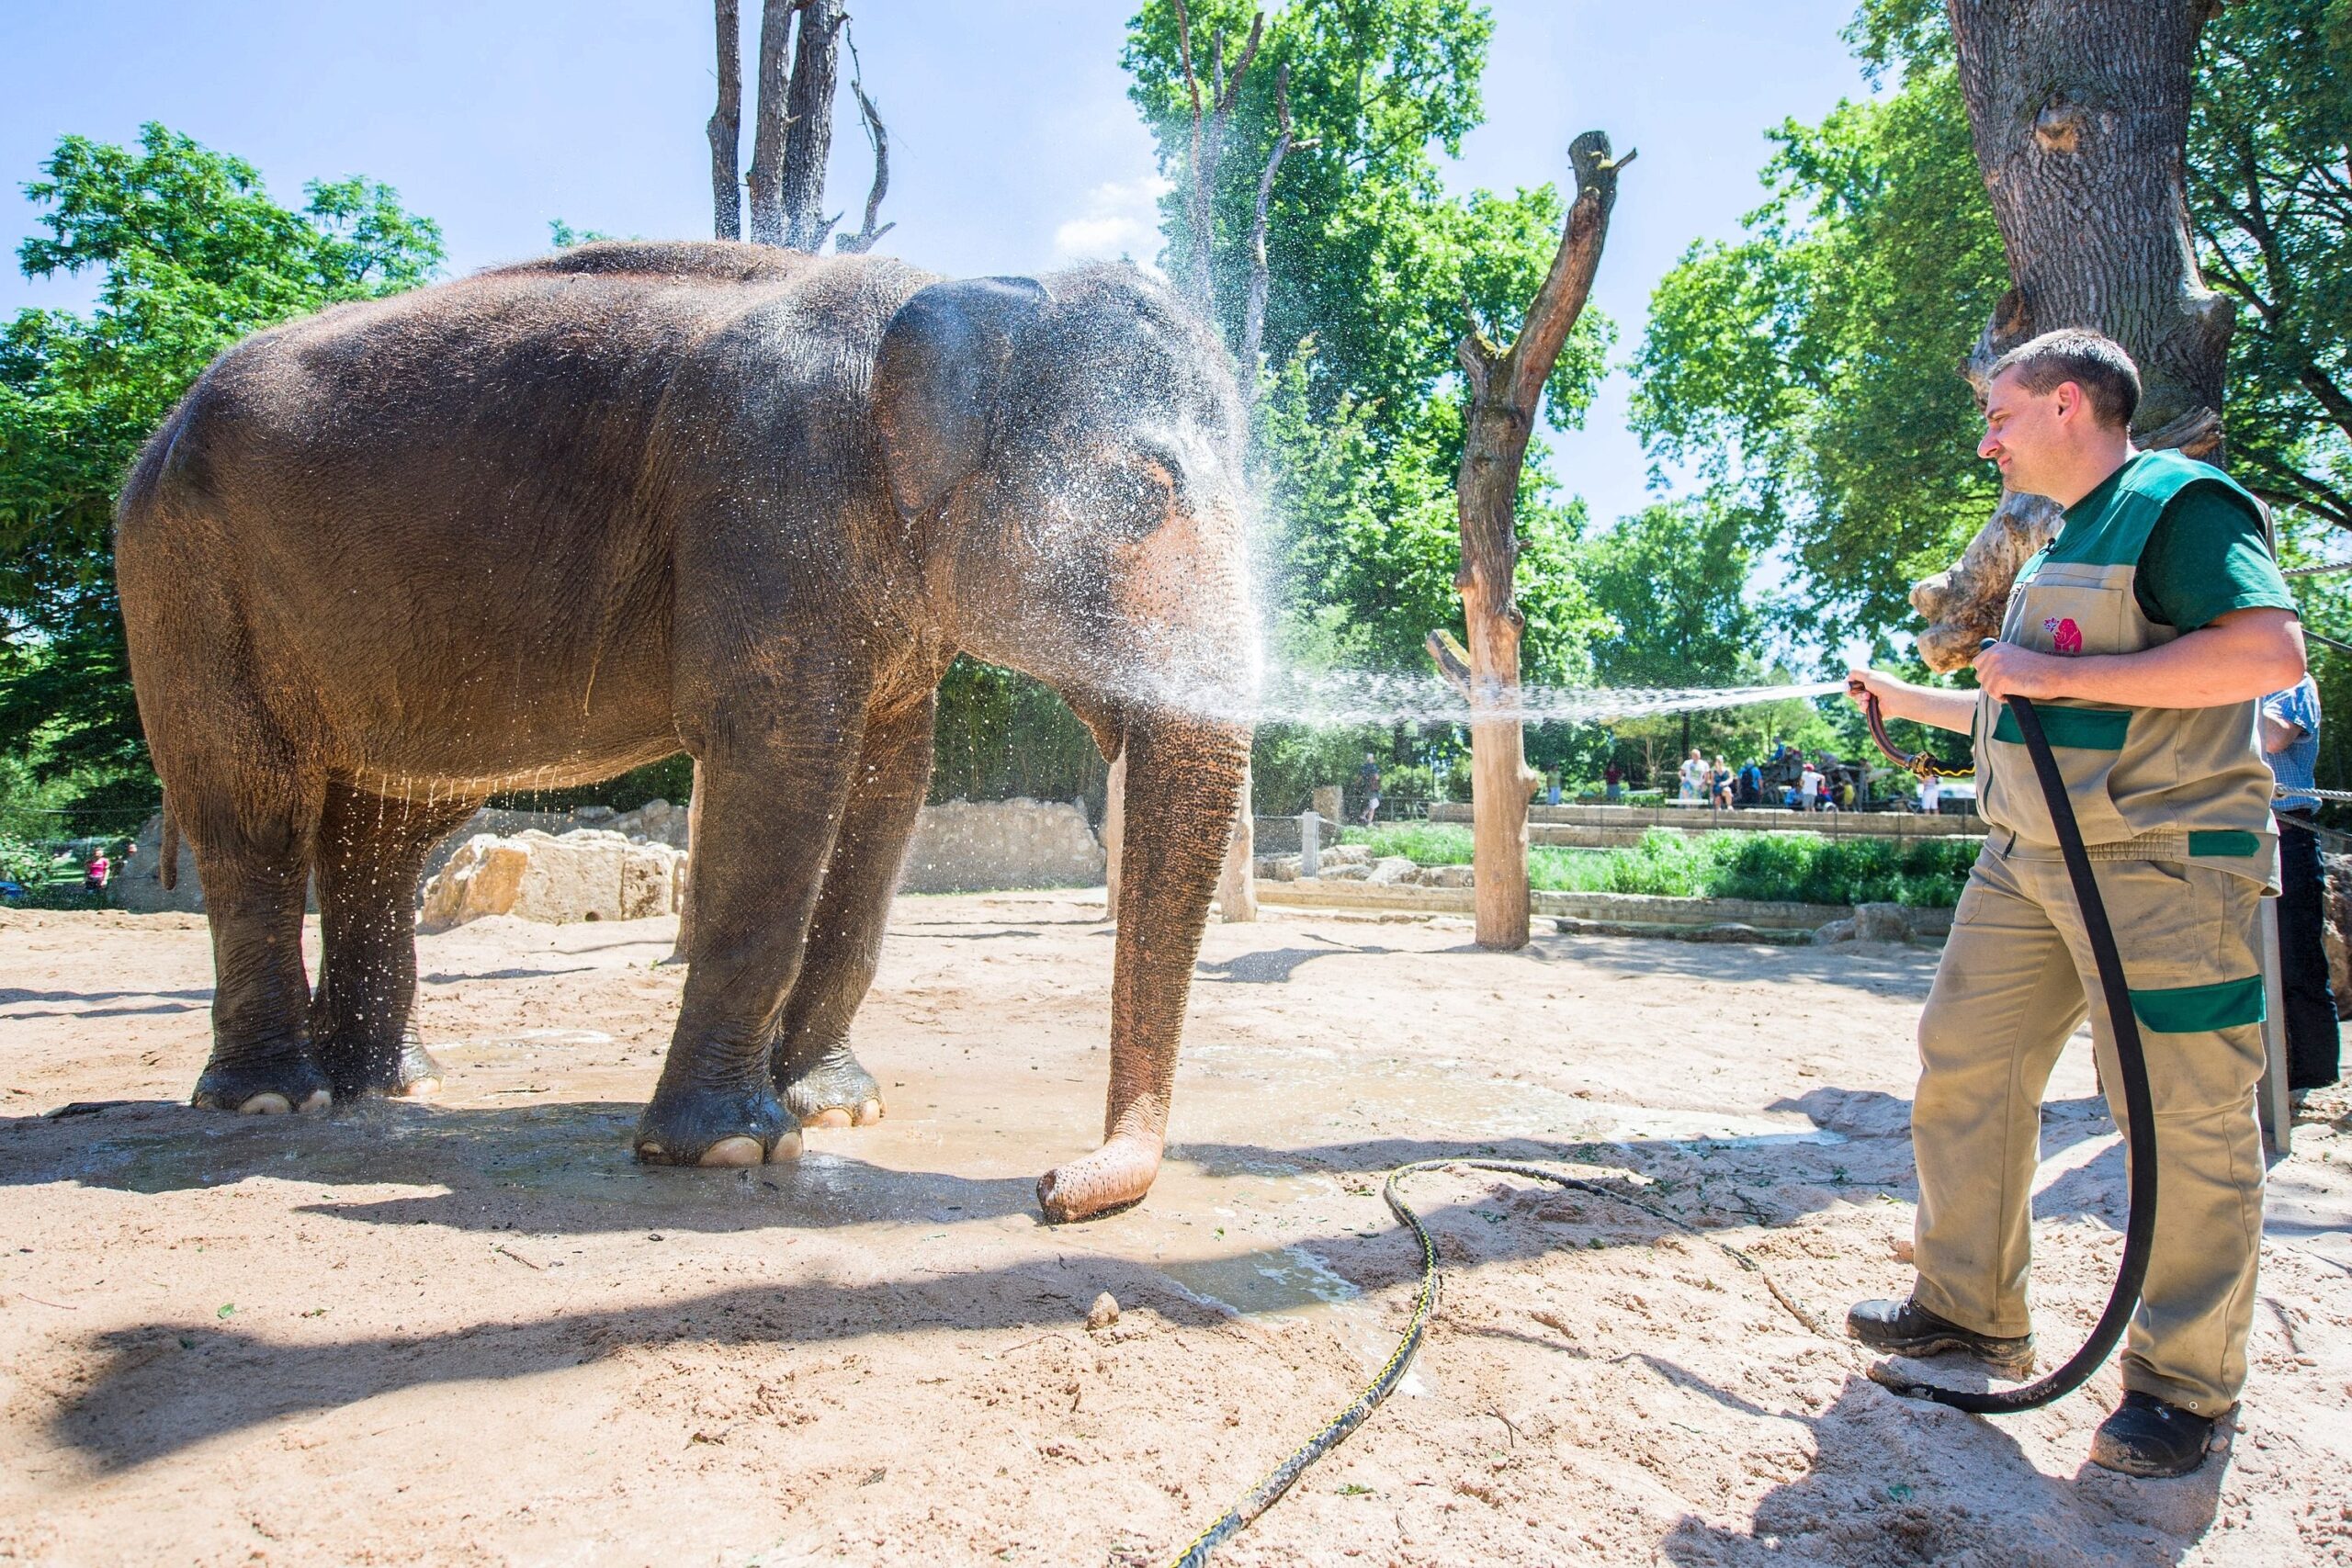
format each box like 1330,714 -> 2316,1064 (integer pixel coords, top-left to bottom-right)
1299,810 -> 1320,879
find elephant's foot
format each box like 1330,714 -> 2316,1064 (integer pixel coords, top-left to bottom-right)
1036,1134 -> 1164,1224
318,1033 -> 444,1102
776,1043 -> 884,1129
192,1055 -> 334,1117
635,1087 -> 804,1168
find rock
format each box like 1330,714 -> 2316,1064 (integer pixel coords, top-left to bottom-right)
1323,844 -> 1372,867
420,829 -> 686,928
1852,902 -> 1913,942
1086,1292 -> 1120,1330
1323,863 -> 1372,881
898,797 -> 1105,894
1252,854 -> 1302,882
1813,918 -> 1859,946
1424,863 -> 1475,889
1365,855 -> 1419,886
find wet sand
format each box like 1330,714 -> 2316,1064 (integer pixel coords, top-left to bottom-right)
1,894 -> 2347,1565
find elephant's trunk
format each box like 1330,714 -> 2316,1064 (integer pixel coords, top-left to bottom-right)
1036,708 -> 1248,1222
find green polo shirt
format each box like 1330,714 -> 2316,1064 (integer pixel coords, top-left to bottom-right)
2059,454 -> 2297,631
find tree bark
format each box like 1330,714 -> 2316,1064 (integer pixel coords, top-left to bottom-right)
745,0 -> 800,246
1913,0 -> 2233,668
1453,131 -> 1628,950
832,72 -> 894,254
707,0 -> 743,241
780,0 -> 845,252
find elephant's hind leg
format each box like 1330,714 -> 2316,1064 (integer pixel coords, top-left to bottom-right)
311,783 -> 481,1100
772,694 -> 936,1127
180,765 -> 331,1116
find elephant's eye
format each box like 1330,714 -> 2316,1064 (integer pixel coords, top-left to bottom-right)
1099,455 -> 1180,538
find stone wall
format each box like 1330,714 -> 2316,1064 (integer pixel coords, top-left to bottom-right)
116,795 -> 1104,918
420,830 -> 685,928
897,797 -> 1104,894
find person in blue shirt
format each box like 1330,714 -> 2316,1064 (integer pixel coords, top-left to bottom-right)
2261,674 -> 2340,1097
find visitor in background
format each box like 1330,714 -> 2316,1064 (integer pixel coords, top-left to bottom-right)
84,846 -> 111,895
1355,752 -> 1383,828
1799,760 -> 1825,812
1679,748 -> 1707,803
2262,674 -> 2340,1100
1603,761 -> 1623,802
1712,755 -> 1735,810
1918,771 -> 1942,816
1739,758 -> 1764,807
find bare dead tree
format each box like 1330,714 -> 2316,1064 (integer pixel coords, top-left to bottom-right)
832,38 -> 895,254
1170,0 -> 1264,316
708,0 -> 743,240
780,0 -> 847,251
1910,0 -> 2233,669
1240,64 -> 1315,395
744,0 -> 808,245
1452,131 -> 1631,950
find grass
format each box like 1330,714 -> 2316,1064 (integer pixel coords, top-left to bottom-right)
1338,824 -> 1979,908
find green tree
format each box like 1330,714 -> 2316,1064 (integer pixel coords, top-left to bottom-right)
1123,0 -> 1613,682
0,125 -> 442,827
1637,1 -> 2352,654
1630,55 -> 2007,649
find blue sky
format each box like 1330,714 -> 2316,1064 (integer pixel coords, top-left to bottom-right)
0,0 -> 1874,530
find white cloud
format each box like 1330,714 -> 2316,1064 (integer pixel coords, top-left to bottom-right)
1050,174 -> 1173,277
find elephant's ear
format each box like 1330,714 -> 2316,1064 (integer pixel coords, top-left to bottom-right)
874,276 -> 1050,523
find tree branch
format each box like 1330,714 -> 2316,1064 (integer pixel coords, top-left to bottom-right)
707,0 -> 743,241
1239,62 -> 1306,394
1500,131 -> 1634,413
832,28 -> 893,254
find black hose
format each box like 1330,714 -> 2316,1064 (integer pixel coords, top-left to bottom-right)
1871,692 -> 2159,1413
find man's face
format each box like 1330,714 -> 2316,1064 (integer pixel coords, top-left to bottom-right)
1977,369 -> 2073,493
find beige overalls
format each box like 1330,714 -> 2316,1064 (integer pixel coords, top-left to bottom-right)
1913,449 -> 2276,1416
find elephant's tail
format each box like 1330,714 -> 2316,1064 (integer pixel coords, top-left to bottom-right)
159,795 -> 179,892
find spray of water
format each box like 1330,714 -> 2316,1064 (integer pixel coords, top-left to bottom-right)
1105,663 -> 1848,730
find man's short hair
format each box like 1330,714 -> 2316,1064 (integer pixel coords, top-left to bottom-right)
1986,328 -> 2142,431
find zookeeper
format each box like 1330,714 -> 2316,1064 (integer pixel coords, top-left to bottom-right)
1845,328 -> 2306,1479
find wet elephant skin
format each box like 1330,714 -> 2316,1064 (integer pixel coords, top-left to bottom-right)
114,241 -> 1254,1221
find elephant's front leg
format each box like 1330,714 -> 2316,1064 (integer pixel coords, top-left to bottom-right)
636,708 -> 865,1168
772,692 -> 936,1127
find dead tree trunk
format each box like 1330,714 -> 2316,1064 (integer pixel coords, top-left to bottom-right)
707,0 -> 742,240
1911,0 -> 2233,669
1453,131 -> 1629,950
780,0 -> 845,252
744,0 -> 801,245
833,68 -> 895,254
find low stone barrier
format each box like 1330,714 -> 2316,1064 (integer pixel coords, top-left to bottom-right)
1254,876 -> 1954,942
897,798 -> 1104,893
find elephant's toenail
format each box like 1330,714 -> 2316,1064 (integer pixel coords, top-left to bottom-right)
805,1108 -> 852,1129
698,1135 -> 765,1168
239,1093 -> 293,1115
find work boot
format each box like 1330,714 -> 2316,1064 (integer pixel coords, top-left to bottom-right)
1846,1296 -> 2035,1377
2088,1391 -> 2221,1478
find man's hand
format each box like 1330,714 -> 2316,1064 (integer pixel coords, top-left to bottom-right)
1846,667 -> 1975,735
1973,608 -> 2304,711
1971,640 -> 2067,705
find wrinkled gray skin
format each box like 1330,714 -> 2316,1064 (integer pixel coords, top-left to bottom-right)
115,243 -> 1254,1222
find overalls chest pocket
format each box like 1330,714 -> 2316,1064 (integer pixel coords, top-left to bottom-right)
1984,578 -> 2142,844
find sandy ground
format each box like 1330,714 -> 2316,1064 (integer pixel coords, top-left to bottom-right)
1,894 -> 2348,1568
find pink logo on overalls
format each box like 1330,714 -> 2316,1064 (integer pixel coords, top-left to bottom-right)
2043,615 -> 2083,654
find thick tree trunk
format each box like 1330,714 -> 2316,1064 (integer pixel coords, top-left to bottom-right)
745,0 -> 798,245
707,0 -> 742,241
780,0 -> 845,252
1913,0 -> 2232,668
1453,132 -> 1627,950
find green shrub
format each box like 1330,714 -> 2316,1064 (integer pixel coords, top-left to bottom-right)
1334,824 -> 1979,907
0,833 -> 48,887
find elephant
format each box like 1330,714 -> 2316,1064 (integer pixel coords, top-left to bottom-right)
115,241 -> 1255,1223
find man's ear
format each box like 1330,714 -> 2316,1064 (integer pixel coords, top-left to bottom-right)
873,276 -> 1051,522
